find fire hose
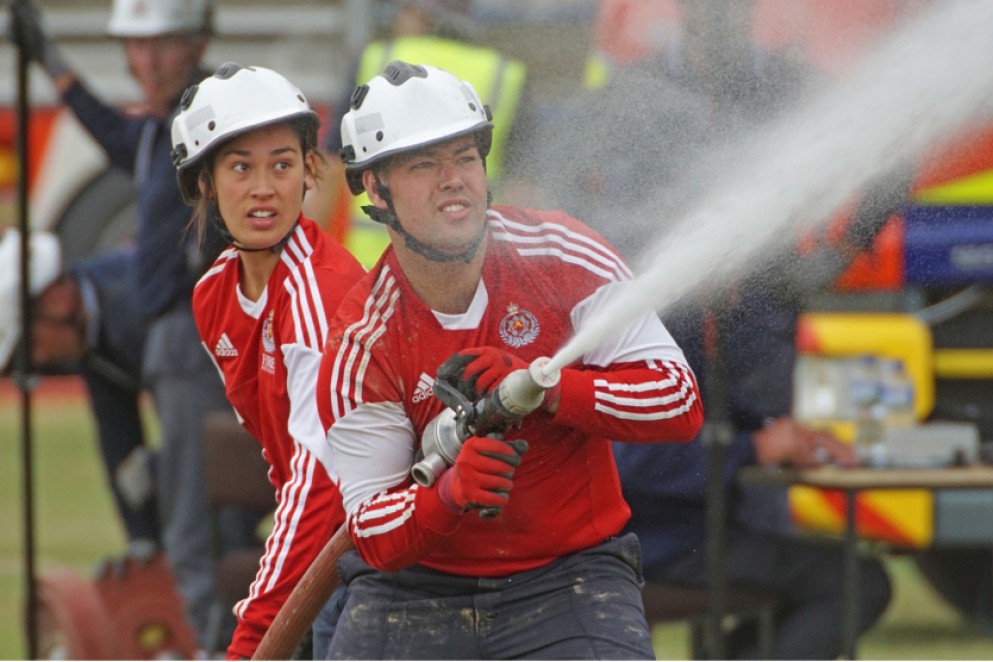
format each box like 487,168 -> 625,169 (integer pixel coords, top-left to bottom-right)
252,525 -> 353,660
252,358 -> 559,660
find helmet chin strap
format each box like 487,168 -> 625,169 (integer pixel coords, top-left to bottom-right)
210,204 -> 296,254
364,174 -> 489,264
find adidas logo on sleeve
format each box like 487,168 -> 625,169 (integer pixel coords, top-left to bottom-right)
214,333 -> 239,358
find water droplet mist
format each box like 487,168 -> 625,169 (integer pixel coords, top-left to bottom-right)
544,0 -> 993,375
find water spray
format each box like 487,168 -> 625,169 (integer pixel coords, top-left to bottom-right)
545,0 -> 993,374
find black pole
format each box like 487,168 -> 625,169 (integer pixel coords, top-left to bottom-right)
696,3 -> 737,654
841,489 -> 860,659
701,302 -> 733,660
10,0 -> 39,657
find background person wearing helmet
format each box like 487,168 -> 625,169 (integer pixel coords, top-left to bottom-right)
0,230 -> 160,567
7,0 -> 249,647
172,63 -> 365,660
303,0 -> 526,271
314,61 -> 704,660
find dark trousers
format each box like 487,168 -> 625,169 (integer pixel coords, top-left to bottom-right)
651,527 -> 892,660
327,533 -> 656,660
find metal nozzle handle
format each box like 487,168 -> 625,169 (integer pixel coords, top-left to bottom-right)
495,357 -> 561,418
411,453 -> 448,487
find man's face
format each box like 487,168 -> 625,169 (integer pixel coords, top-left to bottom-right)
122,33 -> 207,116
370,135 -> 489,259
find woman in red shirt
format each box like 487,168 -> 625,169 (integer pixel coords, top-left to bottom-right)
171,63 -> 365,659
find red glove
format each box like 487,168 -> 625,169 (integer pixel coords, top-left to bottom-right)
437,436 -> 527,512
459,346 -> 527,396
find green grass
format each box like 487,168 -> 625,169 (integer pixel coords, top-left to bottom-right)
2,376 -> 992,660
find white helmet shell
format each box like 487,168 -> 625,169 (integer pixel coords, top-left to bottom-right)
0,230 -> 62,370
340,61 -> 492,195
171,63 -> 319,203
107,0 -> 212,37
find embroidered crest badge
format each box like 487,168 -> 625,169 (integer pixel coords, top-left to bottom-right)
499,303 -> 540,348
261,311 -> 276,355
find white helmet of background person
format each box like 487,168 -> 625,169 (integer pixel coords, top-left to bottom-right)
0,230 -> 62,371
340,61 -> 493,196
107,0 -> 213,38
170,62 -> 320,204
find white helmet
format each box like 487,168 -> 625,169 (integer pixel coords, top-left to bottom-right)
340,61 -> 493,195
171,62 -> 320,203
0,230 -> 62,370
107,0 -> 213,38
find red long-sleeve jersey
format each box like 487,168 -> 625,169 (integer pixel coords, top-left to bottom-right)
316,205 -> 702,577
193,217 -> 364,659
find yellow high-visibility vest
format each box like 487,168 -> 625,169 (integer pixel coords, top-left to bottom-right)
344,36 -> 527,268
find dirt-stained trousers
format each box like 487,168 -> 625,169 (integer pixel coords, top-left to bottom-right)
325,532 -> 656,660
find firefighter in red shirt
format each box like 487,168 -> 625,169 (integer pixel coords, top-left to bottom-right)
315,61 -> 704,660
171,63 -> 365,659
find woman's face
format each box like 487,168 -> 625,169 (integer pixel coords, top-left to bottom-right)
209,123 -> 314,250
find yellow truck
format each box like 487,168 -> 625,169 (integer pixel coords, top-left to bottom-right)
791,116 -> 993,548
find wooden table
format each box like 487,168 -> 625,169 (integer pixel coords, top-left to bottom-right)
737,464 -> 993,659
